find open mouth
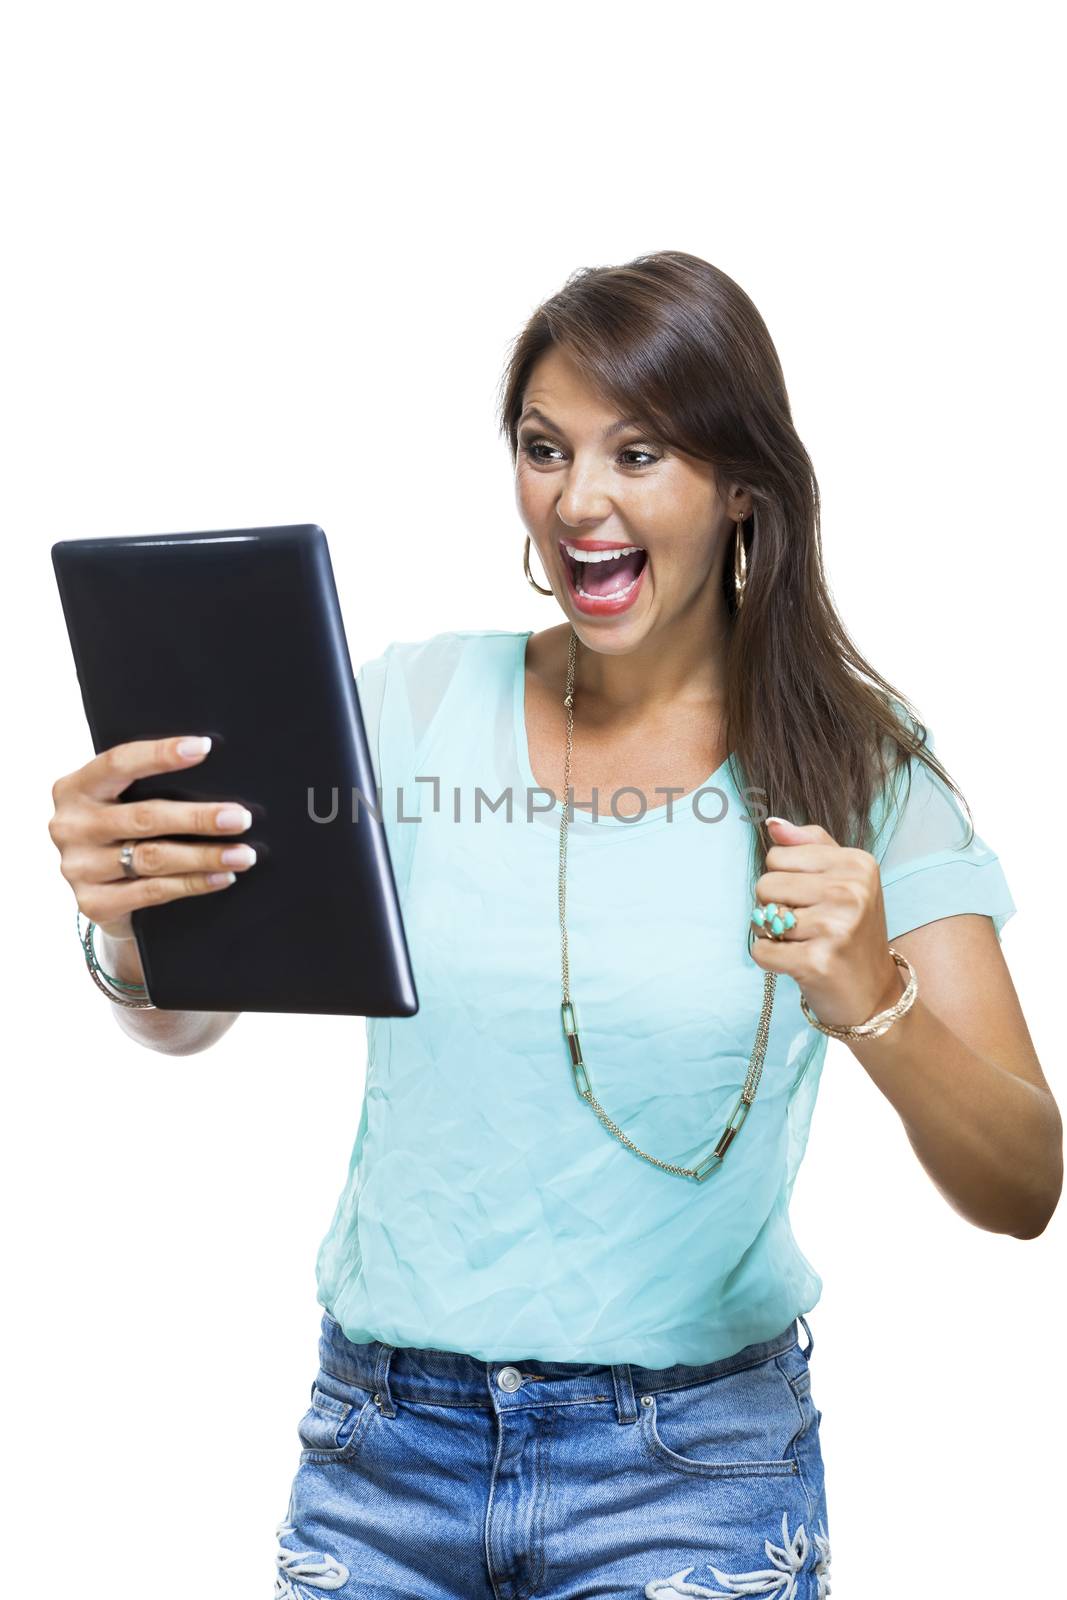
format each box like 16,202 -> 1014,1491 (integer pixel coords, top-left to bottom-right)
559,540 -> 649,600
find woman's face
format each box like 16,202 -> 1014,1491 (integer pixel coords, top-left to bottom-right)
515,346 -> 750,651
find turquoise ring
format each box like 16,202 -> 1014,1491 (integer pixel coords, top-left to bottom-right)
751,901 -> 797,940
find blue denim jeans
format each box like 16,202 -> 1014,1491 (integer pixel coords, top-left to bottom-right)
275,1309 -> 830,1598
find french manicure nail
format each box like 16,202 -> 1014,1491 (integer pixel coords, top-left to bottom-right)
220,844 -> 257,867
207,871 -> 236,886
216,806 -> 252,831
177,736 -> 212,758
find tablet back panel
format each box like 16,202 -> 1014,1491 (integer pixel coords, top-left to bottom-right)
51,524 -> 418,1017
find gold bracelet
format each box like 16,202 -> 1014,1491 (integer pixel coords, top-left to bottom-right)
800,948 -> 916,1040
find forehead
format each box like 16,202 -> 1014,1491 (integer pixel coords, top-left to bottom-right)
522,347 -> 613,411
521,349 -> 637,433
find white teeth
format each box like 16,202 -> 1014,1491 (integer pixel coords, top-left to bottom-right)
562,542 -> 643,563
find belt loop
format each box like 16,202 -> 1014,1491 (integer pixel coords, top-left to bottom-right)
798,1314 -> 814,1361
371,1342 -> 397,1418
611,1362 -> 638,1425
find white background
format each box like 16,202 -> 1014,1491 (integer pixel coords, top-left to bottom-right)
3,2 -> 1063,1594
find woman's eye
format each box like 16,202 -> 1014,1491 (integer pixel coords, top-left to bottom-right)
522,440 -> 563,464
520,438 -> 661,468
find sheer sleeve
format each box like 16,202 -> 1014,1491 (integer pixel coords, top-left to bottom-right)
869,724 -> 1017,944
355,631 -> 470,774
352,630 -> 471,906
387,631 -> 470,765
354,648 -> 390,790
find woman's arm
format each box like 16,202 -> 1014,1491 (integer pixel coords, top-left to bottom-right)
751,815 -> 1063,1241
96,925 -> 241,1056
846,914 -> 1062,1239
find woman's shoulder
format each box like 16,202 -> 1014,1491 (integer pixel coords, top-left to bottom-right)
361,629 -> 527,758
383,626 -> 527,659
377,627 -> 527,688
358,627 -> 525,678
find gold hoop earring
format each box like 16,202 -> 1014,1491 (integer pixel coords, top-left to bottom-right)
733,513 -> 749,609
523,534 -> 553,596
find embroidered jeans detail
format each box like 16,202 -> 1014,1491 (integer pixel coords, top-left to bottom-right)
644,1509 -> 816,1598
812,1519 -> 831,1597
274,1517 -> 350,1596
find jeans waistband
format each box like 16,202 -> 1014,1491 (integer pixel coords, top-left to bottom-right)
314,1311 -> 813,1426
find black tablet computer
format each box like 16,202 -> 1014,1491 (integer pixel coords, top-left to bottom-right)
50,523 -> 419,1018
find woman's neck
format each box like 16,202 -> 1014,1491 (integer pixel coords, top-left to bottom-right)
567,603 -> 730,720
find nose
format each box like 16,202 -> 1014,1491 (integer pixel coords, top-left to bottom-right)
556,489 -> 614,528
554,461 -> 618,527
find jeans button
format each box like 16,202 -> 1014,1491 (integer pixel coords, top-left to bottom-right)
496,1365 -> 523,1392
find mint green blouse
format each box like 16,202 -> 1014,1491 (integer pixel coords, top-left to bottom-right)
314,629 -> 1017,1368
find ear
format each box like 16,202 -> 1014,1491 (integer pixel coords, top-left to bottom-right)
729,486 -> 753,521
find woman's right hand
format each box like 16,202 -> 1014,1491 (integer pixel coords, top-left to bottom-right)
48,734 -> 257,941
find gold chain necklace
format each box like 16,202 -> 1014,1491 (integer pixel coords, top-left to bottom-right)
556,627 -> 778,1182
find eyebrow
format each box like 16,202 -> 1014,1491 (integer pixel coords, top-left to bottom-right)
518,406 -> 647,440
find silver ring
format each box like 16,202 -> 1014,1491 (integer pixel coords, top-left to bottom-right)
119,841 -> 139,880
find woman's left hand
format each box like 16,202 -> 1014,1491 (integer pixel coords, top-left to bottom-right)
748,817 -> 906,1030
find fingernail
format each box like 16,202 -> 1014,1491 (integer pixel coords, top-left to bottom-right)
215,806 -> 252,831
207,871 -> 236,886
220,844 -> 257,867
766,816 -> 792,826
177,736 -> 212,758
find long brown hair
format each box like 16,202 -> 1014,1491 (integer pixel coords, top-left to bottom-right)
496,249 -> 973,896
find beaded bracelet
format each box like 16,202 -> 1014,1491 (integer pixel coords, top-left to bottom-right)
76,910 -> 156,1009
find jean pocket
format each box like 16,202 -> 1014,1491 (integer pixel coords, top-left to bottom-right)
297,1379 -> 376,1464
775,1337 -> 823,1444
775,1337 -> 814,1402
640,1350 -> 806,1479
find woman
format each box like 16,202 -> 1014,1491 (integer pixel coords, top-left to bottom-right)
50,251 -> 1062,1599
